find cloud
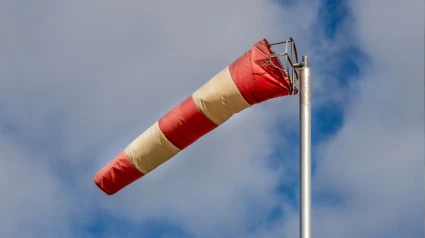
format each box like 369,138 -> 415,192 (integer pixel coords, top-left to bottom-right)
310,0 -> 424,237
0,0 -> 320,237
0,140 -> 75,238
1,0 -> 422,237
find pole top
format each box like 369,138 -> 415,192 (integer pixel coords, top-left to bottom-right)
302,55 -> 308,67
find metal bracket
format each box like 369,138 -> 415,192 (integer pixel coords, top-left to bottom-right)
267,37 -> 302,95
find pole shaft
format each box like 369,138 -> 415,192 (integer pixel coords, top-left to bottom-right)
299,56 -> 311,238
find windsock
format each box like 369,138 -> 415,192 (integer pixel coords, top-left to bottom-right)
94,38 -> 292,195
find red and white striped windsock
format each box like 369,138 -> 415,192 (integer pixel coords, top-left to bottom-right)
94,38 -> 292,195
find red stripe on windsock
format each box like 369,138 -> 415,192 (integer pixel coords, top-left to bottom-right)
93,150 -> 144,195
158,96 -> 217,150
229,38 -> 290,105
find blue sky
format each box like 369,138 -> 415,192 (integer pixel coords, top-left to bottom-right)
0,0 -> 423,238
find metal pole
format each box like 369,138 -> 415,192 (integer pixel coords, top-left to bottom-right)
299,55 -> 311,238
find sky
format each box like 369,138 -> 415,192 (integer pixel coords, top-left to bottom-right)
0,0 -> 423,238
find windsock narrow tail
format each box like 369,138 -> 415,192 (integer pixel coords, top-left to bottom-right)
94,38 -> 292,195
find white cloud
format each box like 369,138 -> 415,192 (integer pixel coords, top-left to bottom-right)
0,140 -> 75,238
0,0 -> 320,237
2,0 -> 421,237
310,0 -> 424,237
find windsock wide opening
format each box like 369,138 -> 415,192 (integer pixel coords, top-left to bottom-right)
228,38 -> 292,105
266,37 -> 300,95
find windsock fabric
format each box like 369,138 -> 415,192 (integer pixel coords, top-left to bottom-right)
94,38 -> 292,195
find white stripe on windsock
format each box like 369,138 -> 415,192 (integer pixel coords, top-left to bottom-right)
192,66 -> 251,125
